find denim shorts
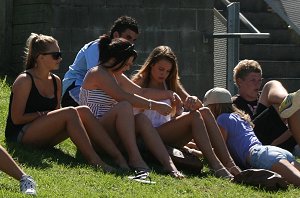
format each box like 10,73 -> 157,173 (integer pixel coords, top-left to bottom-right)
249,144 -> 295,170
17,127 -> 27,143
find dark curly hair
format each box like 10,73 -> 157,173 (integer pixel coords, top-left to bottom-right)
109,16 -> 139,39
99,34 -> 137,71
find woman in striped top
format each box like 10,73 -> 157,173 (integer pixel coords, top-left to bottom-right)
80,35 -> 184,179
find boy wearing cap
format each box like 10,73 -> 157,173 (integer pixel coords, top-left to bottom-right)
232,59 -> 300,154
203,87 -> 300,187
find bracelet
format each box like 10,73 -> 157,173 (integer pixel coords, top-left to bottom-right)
148,99 -> 152,110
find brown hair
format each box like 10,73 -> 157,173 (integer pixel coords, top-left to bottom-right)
131,46 -> 184,92
24,33 -> 58,69
208,103 -> 254,127
233,59 -> 262,87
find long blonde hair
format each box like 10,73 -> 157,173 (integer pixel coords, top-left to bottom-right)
208,103 -> 254,127
131,46 -> 183,92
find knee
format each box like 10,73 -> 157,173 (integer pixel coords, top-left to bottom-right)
63,106 -> 79,118
190,109 -> 203,121
75,105 -> 93,117
264,80 -> 282,90
76,105 -> 90,112
199,107 -> 211,116
116,101 -> 133,111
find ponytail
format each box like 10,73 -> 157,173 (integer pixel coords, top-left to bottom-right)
98,34 -> 111,64
24,33 -> 57,69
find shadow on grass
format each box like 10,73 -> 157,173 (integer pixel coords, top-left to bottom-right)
4,140 -> 135,177
140,149 -> 208,178
5,141 -> 85,169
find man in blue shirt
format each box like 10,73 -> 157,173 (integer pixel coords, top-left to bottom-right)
61,16 -> 139,107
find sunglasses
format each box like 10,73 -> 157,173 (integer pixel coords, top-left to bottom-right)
41,52 -> 62,60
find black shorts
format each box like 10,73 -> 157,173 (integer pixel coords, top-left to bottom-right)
61,82 -> 79,107
252,104 -> 297,152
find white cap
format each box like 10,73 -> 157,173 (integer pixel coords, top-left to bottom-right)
203,87 -> 232,106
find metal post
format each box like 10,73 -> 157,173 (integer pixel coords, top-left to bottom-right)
227,2 -> 240,94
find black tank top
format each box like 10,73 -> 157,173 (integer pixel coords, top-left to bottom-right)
5,72 -> 58,141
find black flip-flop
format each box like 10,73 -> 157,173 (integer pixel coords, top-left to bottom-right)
128,170 -> 156,184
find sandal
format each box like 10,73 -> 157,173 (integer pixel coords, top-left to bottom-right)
214,168 -> 234,180
128,169 -> 156,184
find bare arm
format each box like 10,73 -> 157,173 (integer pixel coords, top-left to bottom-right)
55,74 -> 62,109
133,76 -> 184,116
82,68 -> 172,115
176,84 -> 203,111
11,74 -> 40,125
116,73 -> 175,101
271,129 -> 292,146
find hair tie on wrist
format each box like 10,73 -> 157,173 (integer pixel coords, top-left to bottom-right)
148,99 -> 152,110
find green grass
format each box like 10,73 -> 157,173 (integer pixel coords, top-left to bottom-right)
1,76 -> 300,197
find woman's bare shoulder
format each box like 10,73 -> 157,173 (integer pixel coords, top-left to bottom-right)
13,72 -> 31,86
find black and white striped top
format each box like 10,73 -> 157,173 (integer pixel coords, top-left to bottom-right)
79,87 -> 117,118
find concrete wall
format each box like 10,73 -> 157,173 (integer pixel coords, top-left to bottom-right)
0,0 -> 13,76
1,0 -> 214,98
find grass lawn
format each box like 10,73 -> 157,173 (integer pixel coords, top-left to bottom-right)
1,76 -> 300,197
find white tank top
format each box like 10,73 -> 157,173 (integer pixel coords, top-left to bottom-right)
134,82 -> 171,127
142,99 -> 171,127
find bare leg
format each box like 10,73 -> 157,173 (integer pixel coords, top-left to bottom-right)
258,81 -> 300,146
98,101 -> 149,170
76,106 -> 129,170
258,80 -> 287,107
157,110 -> 232,178
22,107 -> 115,172
0,145 -> 25,180
292,160 -> 300,171
200,107 -> 241,176
134,113 -> 183,178
271,159 -> 300,186
288,111 -> 300,145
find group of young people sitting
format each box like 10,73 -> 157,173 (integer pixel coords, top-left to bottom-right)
2,15 -> 300,195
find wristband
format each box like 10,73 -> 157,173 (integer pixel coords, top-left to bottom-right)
148,100 -> 152,110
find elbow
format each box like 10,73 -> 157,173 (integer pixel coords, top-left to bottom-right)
11,115 -> 25,125
12,118 -> 23,125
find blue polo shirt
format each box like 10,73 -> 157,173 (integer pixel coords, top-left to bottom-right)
62,39 -> 100,100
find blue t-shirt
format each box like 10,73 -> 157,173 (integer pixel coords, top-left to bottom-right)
217,113 -> 262,167
62,40 -> 100,97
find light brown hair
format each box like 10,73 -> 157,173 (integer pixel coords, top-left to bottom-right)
131,46 -> 183,92
24,33 -> 58,69
208,103 -> 254,127
233,59 -> 262,87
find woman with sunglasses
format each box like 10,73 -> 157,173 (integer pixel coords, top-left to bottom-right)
5,33 -> 130,172
79,35 -> 184,181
